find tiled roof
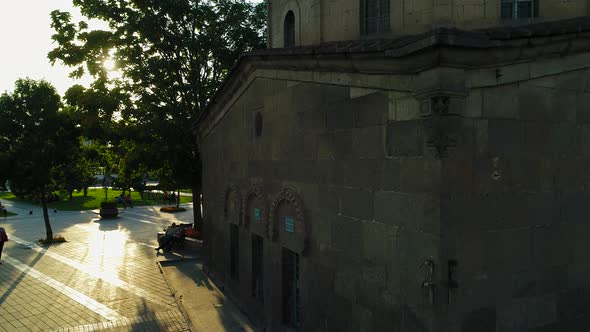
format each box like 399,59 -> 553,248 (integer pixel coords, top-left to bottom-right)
245,16 -> 590,57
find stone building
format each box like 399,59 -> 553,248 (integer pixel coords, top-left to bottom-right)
196,0 -> 590,330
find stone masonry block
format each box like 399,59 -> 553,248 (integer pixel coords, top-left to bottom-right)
552,89 -> 577,123
352,126 -> 384,159
333,159 -> 380,188
327,99 -> 355,129
310,211 -> 333,252
533,223 -> 572,268
362,221 -> 398,264
582,125 -> 590,156
354,92 -> 388,127
467,68 -> 497,88
556,71 -> 586,92
386,120 -> 423,157
556,288 -> 590,322
374,191 -> 413,227
576,92 -> 590,123
339,187 -> 374,220
441,156 -> 474,194
317,133 -> 335,160
561,192 -> 590,224
464,88 -> 483,118
555,159 -> 585,192
334,131 -> 354,160
400,157 -> 440,193
334,262 -> 359,302
550,124 -> 581,158
530,58 -> 564,79
523,75 -> 557,89
297,109 -> 326,132
395,97 -> 421,121
517,86 -> 552,121
563,52 -> 590,73
497,298 -> 529,331
380,158 -> 401,191
526,296 -> 558,329
487,119 -> 523,156
484,229 -> 532,272
461,307 -> 496,332
523,122 -> 552,157
442,194 -> 497,231
331,215 -> 364,260
496,63 -> 530,85
318,185 -> 339,213
482,85 -> 519,119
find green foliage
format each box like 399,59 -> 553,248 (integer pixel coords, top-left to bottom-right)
49,1 -> 267,223
0,189 -> 191,211
0,79 -> 81,239
0,79 -> 75,195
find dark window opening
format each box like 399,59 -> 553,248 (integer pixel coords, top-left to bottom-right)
361,0 -> 390,35
230,224 -> 239,280
251,234 -> 264,302
501,0 -> 539,19
255,112 -> 263,138
282,248 -> 300,327
284,11 -> 295,47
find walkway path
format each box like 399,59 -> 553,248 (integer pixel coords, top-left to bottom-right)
0,200 -> 193,331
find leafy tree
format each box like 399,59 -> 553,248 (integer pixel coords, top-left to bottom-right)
49,0 -> 266,227
0,79 -> 80,240
54,138 -> 96,200
63,84 -> 126,201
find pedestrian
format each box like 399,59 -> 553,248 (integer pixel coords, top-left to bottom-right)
0,201 -> 6,217
124,194 -> 133,208
116,192 -> 126,208
0,226 -> 7,264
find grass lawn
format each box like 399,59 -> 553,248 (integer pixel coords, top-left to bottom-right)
0,189 -> 192,211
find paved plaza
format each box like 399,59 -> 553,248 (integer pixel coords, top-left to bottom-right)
0,199 -> 194,332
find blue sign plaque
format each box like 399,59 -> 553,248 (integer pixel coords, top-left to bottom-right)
284,217 -> 295,233
254,208 -> 261,223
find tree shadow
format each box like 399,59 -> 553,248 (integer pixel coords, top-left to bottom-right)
0,246 -> 47,305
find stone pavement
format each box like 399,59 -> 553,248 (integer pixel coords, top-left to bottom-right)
0,199 -> 194,332
159,259 -> 255,332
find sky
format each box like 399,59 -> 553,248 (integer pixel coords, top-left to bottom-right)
0,1 -> 104,96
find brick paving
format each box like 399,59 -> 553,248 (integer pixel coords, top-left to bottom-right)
0,200 -> 194,332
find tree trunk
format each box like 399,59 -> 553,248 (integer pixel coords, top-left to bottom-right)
84,187 -> 88,197
41,194 -> 53,241
176,189 -> 180,208
69,190 -> 73,201
191,185 -> 202,230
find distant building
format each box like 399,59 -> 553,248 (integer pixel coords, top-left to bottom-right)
197,1 -> 590,330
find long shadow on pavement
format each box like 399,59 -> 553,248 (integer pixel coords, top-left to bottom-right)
0,245 -> 48,305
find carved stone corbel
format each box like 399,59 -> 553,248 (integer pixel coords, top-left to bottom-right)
416,91 -> 465,159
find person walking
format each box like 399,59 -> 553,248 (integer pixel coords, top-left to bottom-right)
0,200 -> 6,217
0,226 -> 7,264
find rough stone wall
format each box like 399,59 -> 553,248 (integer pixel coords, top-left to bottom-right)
445,69 -> 590,332
268,0 -> 588,46
201,75 -> 447,331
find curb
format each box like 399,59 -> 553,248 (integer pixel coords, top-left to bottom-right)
157,258 -> 198,332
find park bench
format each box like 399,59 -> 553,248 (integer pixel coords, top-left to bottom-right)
157,223 -> 202,252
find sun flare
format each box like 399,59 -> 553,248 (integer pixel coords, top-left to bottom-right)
103,58 -> 116,71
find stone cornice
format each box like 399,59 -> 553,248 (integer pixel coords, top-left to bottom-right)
195,17 -> 590,140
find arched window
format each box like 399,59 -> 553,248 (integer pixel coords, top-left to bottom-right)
284,11 -> 295,47
360,0 -> 390,35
